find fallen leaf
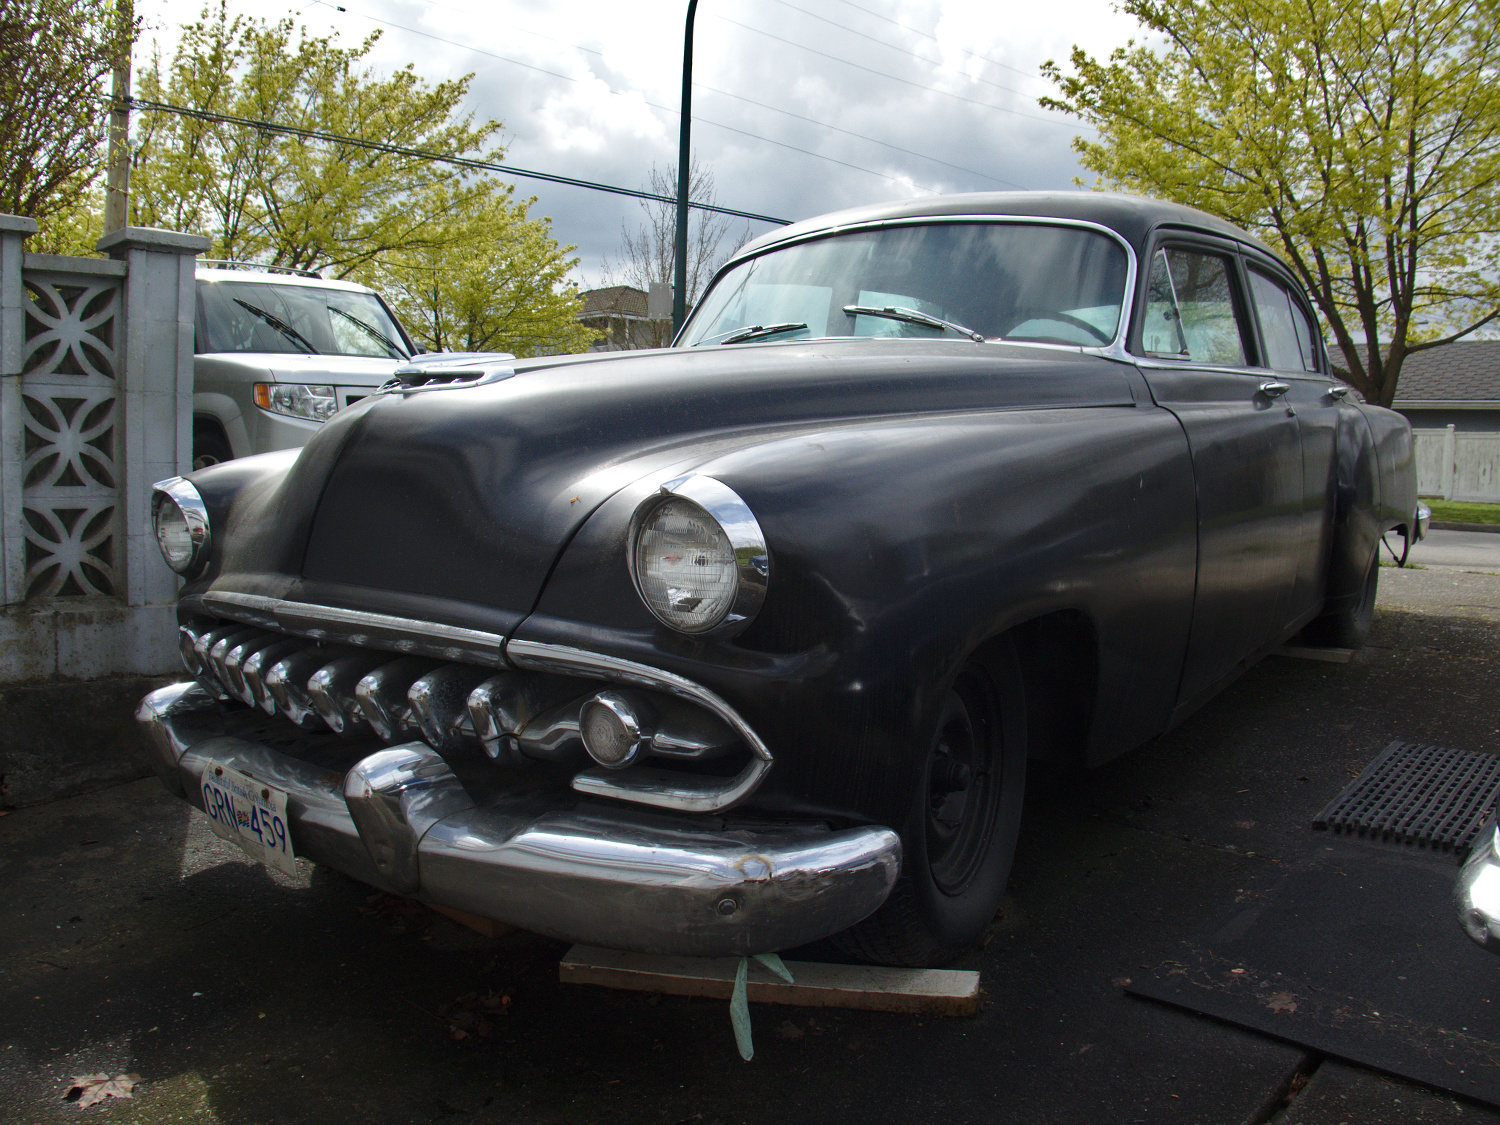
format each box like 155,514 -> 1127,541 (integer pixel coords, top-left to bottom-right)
65,1073 -> 139,1107
1267,992 -> 1298,1013
775,1020 -> 805,1039
1112,977 -> 1132,988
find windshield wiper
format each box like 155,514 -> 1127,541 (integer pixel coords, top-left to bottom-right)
329,304 -> 409,359
234,298 -> 320,354
843,304 -> 986,343
704,322 -> 809,346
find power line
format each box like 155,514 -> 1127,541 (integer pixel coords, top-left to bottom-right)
712,13 -> 1079,129
129,97 -> 793,224
760,0 -> 1042,105
313,3 -> 951,193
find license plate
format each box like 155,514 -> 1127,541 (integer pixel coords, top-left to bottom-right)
200,760 -> 298,876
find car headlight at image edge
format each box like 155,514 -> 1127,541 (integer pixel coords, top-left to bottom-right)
630,475 -> 769,635
253,382 -> 338,422
151,477 -> 211,575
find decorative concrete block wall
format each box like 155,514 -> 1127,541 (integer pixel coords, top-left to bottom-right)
0,216 -> 209,682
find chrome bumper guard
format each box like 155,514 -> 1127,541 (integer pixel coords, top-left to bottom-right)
1456,813 -> 1500,953
138,681 -> 901,956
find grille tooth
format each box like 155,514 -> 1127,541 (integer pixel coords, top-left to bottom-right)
307,653 -> 388,736
223,632 -> 283,705
178,627 -> 204,677
191,624 -> 244,696
265,646 -> 345,730
355,657 -> 441,741
208,628 -> 261,697
467,673 -> 586,763
408,665 -> 492,753
241,638 -> 305,713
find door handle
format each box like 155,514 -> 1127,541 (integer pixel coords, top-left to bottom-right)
1259,381 -> 1291,397
1327,385 -> 1351,400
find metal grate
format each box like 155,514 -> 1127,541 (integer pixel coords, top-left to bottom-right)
1313,741 -> 1500,856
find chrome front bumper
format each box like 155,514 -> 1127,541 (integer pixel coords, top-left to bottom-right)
1457,813 -> 1500,953
137,681 -> 901,956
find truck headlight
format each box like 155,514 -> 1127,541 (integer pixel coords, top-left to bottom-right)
630,474 -> 769,635
254,382 -> 339,422
151,477 -> 211,575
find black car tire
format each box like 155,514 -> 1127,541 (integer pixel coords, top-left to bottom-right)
192,420 -> 233,470
1303,552 -> 1379,649
831,637 -> 1028,968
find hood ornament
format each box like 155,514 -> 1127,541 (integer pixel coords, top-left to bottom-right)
379,352 -> 516,395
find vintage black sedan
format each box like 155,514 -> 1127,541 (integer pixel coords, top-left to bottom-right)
138,192 -> 1421,968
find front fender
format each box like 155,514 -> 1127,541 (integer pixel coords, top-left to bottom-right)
517,403 -> 1198,826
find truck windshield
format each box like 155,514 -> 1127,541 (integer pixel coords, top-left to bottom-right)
680,221 -> 1129,348
197,280 -> 410,359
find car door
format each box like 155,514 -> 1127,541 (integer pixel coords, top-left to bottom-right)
1133,241 -> 1305,713
1242,261 -> 1341,626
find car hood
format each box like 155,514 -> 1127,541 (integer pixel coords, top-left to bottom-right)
196,351 -> 402,387
200,339 -> 1139,634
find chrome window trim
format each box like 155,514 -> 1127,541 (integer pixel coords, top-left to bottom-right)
151,476 -> 212,576
505,639 -> 773,814
201,591 -> 506,666
686,215 -> 1139,356
627,473 -> 770,639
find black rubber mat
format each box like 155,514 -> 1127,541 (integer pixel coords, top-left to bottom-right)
1313,741 -> 1500,856
1128,841 -> 1500,1107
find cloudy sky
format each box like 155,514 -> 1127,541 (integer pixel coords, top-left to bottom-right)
135,0 -> 1149,285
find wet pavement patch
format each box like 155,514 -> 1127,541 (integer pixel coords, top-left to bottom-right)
1127,839 -> 1500,1107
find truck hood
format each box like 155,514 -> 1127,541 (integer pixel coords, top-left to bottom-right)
197,351 -> 402,387
202,339 -> 1138,634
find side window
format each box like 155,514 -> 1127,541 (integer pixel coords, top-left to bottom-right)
1141,248 -> 1247,365
1248,268 -> 1319,372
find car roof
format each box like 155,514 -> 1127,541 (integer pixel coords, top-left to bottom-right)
195,266 -> 378,295
733,191 -> 1277,263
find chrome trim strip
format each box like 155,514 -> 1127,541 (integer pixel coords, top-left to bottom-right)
504,639 -> 773,814
202,592 -> 506,666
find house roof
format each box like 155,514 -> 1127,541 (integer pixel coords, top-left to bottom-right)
579,286 -> 649,319
1391,341 -> 1500,405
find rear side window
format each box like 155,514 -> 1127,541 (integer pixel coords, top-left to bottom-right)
1247,269 -> 1320,372
1140,248 -> 1247,366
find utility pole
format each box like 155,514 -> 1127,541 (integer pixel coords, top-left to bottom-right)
103,0 -> 134,234
671,0 -> 699,339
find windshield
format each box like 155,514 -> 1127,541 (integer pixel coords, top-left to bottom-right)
680,221 -> 1129,348
196,280 -> 410,359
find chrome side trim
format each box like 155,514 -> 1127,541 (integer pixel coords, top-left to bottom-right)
504,639 -> 773,813
202,592 -> 506,666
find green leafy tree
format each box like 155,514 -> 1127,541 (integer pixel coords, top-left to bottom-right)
131,3 -> 499,277
1042,0 -> 1500,406
363,180 -> 598,356
0,0 -> 133,238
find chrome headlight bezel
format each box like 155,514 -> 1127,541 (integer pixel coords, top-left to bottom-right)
151,476 -> 212,576
628,474 -> 770,638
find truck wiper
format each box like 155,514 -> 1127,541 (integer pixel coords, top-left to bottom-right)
234,298 -> 320,354
703,322 -> 809,345
329,304 -> 409,359
842,305 -> 987,343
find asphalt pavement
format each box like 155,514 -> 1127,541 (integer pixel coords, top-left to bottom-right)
1405,527 -> 1500,572
2,564 -> 1498,1125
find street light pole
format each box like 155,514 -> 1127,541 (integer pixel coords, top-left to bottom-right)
671,0 -> 699,338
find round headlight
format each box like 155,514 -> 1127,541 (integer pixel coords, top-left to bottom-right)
152,477 -> 211,575
630,475 -> 769,635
